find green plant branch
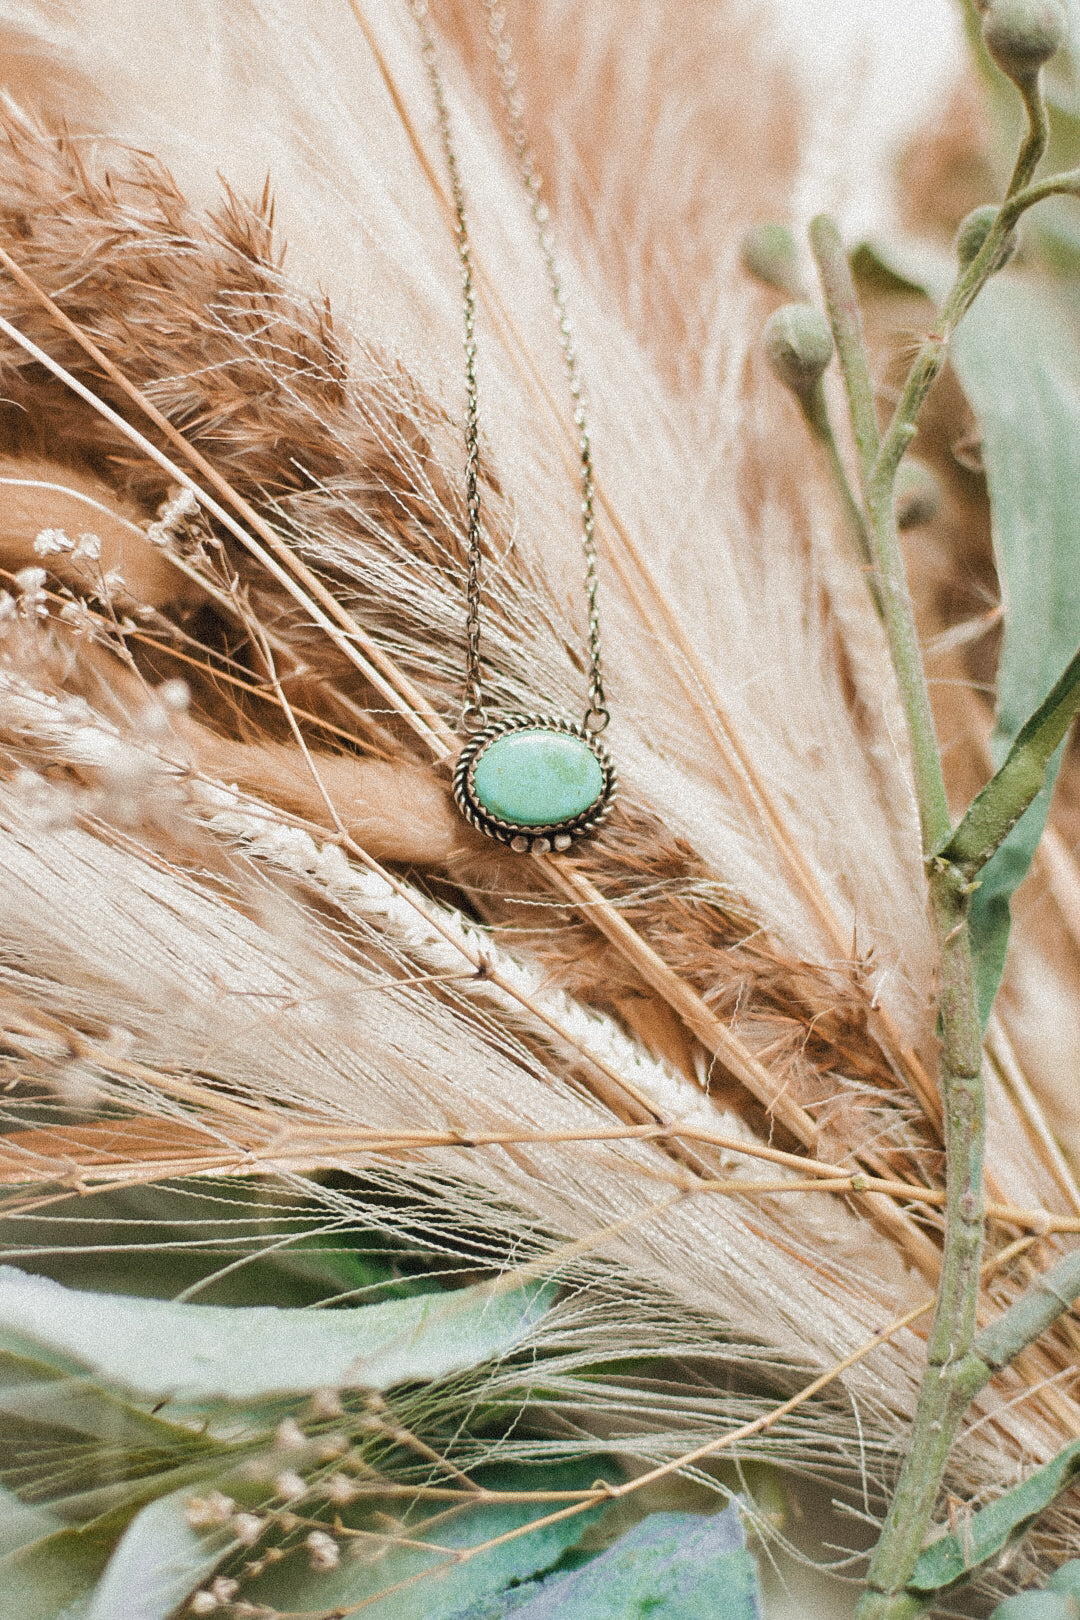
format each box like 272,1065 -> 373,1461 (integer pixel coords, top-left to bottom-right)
969,1245 -> 1080,1379
855,1250 -> 1080,1617
796,379 -> 882,612
849,46 -> 1066,1617
867,55 -> 1049,511
1001,163 -> 1080,225
866,57 -> 1049,511
942,637 -> 1080,872
815,196 -> 987,1620
811,214 -> 950,853
809,215 -> 881,489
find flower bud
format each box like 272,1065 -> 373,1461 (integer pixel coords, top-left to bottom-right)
741,222 -> 803,297
954,204 -> 1018,272
982,0 -> 1065,83
894,458 -> 943,529
762,303 -> 834,399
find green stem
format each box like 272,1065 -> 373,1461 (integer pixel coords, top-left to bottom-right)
800,382 -> 883,616
858,864 -> 985,1620
866,67 -> 1049,505
1007,72 -> 1051,199
971,1247 -> 1080,1379
866,420 -> 952,853
1001,163 -> 1080,228
887,1252 -> 1080,1612
809,215 -> 881,491
853,69 -> 1054,1620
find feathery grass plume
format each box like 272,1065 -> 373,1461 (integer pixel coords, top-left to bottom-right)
0,1 -> 1077,1613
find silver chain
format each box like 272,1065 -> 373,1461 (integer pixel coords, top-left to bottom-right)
408,0 -> 609,735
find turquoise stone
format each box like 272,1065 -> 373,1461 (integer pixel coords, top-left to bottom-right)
471,728 -> 604,827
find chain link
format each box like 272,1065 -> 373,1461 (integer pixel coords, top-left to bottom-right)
409,0 -> 608,734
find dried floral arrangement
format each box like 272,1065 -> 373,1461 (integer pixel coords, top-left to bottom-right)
3,1 -> 1080,1617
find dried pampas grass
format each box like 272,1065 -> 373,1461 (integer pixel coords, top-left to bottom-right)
0,0 -> 1077,1610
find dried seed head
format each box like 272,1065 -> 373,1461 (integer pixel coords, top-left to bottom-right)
323,1471 -> 360,1504
73,532 -> 101,561
157,678 -> 191,712
954,204 -> 1018,273
33,528 -> 73,557
307,1386 -> 344,1420
894,459 -> 943,529
740,222 -> 804,297
231,1512 -> 266,1546
982,0 -> 1065,82
273,1470 -> 307,1501
762,303 -> 834,399
274,1417 -> 307,1451
306,1530 -> 340,1571
185,1490 -> 237,1529
314,1434 -> 349,1461
188,1594 -> 218,1616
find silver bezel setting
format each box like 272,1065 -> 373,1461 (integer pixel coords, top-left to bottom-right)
453,713 -> 616,853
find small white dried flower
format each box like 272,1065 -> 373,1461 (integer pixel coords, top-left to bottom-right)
185,1490 -> 237,1529
162,483 -> 200,521
274,1418 -> 307,1451
58,598 -> 95,636
157,677 -> 191,712
11,769 -> 77,832
148,484 -> 201,547
322,1472 -> 359,1504
72,532 -> 102,561
307,1387 -> 344,1420
99,569 -> 127,599
306,1530 -> 340,1572
14,566 -> 49,617
314,1435 -> 348,1461
0,590 -> 15,625
209,1577 -> 239,1602
273,1471 -> 307,1502
33,528 -> 74,556
188,1593 -> 218,1616
230,1512 -> 266,1546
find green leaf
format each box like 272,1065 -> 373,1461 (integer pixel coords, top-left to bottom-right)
1049,1561 -> 1080,1598
941,637 -> 1080,870
0,1503 -> 142,1620
0,1180 -> 447,1308
241,1460 -> 614,1620
909,1438 -> 1080,1592
949,276 -> 1080,1020
0,1359 -> 223,1454
453,1505 -> 762,1619
851,237 -> 954,304
852,237 -> 1080,1021
990,1597 -> 1080,1619
0,1265 -> 554,1406
0,1485 -> 66,1559
81,1487 -> 234,1620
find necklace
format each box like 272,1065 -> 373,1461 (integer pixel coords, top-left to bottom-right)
410,0 -> 617,855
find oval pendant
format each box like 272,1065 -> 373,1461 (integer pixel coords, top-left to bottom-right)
453,714 -> 616,852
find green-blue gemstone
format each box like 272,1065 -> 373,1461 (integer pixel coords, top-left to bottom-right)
471,728 -> 604,827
